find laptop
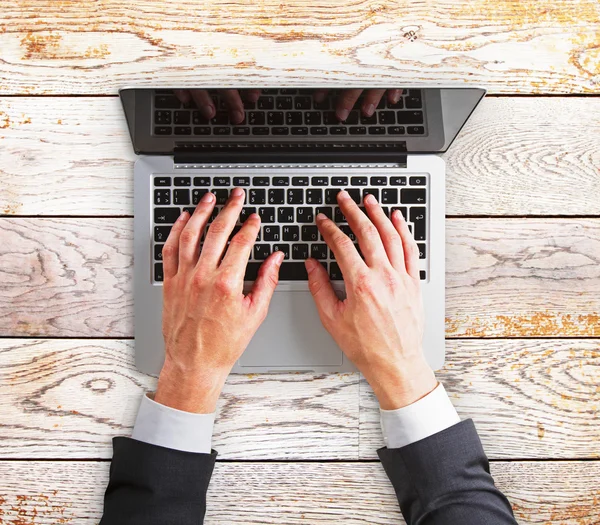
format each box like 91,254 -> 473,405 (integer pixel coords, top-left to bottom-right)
120,87 -> 485,375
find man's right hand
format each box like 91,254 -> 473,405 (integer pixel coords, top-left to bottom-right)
305,190 -> 437,410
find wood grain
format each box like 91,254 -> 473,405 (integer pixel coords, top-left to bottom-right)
0,339 -> 597,459
1,218 -> 598,338
1,1 -> 599,93
0,460 -> 598,524
2,97 -> 600,216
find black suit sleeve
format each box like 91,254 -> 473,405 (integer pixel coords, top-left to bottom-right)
100,437 -> 217,525
378,419 -> 518,525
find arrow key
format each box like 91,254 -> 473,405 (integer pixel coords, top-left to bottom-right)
401,188 -> 426,204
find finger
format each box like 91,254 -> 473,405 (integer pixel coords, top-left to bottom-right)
316,212 -> 365,279
219,89 -> 245,124
218,213 -> 261,288
305,258 -> 340,323
335,89 -> 363,121
178,192 -> 216,268
174,89 -> 192,105
363,193 -> 405,269
246,250 -> 285,314
336,190 -> 388,267
391,210 -> 420,279
243,89 -> 261,102
386,89 -> 402,105
361,88 -> 387,116
162,210 -> 191,279
190,89 -> 215,119
313,89 -> 330,102
199,187 -> 246,268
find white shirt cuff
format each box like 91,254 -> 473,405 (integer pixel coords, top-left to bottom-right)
380,383 -> 460,449
131,393 -> 215,454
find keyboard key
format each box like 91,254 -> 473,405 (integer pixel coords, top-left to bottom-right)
155,111 -> 172,125
193,177 -> 211,186
368,126 -> 386,135
154,176 -> 171,186
268,189 -> 285,204
192,111 -> 210,125
349,126 -> 367,134
347,188 -> 361,204
211,112 -> 229,125
316,206 -> 333,220
306,189 -> 323,205
244,263 -> 261,281
345,111 -> 359,124
408,126 -> 425,135
194,126 -> 211,135
240,207 -> 256,223
263,225 -> 280,241
391,206 -> 408,220
252,127 -> 270,135
271,127 -> 288,135
311,176 -> 328,186
351,176 -> 367,186
292,177 -> 309,186
330,262 -> 343,280
381,188 -> 398,204
291,244 -> 309,260
323,111 -> 338,125
154,207 -> 180,224
420,270 -> 426,281
378,111 -> 395,124
214,127 -> 231,135
174,177 -> 191,186
370,176 -> 387,186
334,207 -> 346,223
267,111 -> 284,125
192,189 -> 208,204
154,126 -> 172,135
287,189 -> 304,204
248,112 -> 265,125
272,243 -> 290,259
233,176 -> 250,186
213,177 -> 230,186
286,112 -> 303,125
283,225 -> 300,241
361,114 -> 377,125
401,188 -> 426,204
257,97 -> 274,110
154,244 -> 164,261
291,127 -> 309,135
233,127 -> 250,135
389,126 -> 405,135
363,188 -> 379,200
213,189 -> 229,205
296,207 -> 314,223
254,244 -> 271,260
388,98 -> 404,109
313,99 -> 330,110
405,90 -> 422,109
174,111 -> 190,125
330,126 -> 348,135
310,126 -> 327,135
302,225 -> 319,242
391,176 -> 407,186
173,189 -> 190,205
249,189 -> 266,204
410,207 -> 426,240
397,111 -> 424,125
311,243 -> 328,260
417,243 -> 426,259
276,96 -> 293,110
409,176 -> 426,186
259,207 -> 276,223
340,225 -> 357,242
155,95 -> 180,109
278,207 -> 295,223
253,177 -> 270,186
154,226 -> 172,242
331,176 -> 348,186
294,96 -> 311,110
305,112 -> 322,125
154,263 -> 164,282
273,177 -> 290,186
154,189 -> 170,205
325,188 -> 340,204
279,262 -> 310,280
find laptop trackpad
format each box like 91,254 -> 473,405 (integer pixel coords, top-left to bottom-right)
239,290 -> 343,367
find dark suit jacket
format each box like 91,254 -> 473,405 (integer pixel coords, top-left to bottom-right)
100,419 -> 517,524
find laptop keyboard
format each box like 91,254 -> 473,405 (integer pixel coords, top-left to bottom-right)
153,89 -> 426,137
152,172 -> 428,283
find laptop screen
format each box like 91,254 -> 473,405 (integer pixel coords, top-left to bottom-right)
120,87 -> 485,156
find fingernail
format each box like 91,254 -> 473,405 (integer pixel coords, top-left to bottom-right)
365,103 -> 375,116
316,213 -> 328,222
337,190 -> 350,201
392,92 -> 401,103
201,105 -> 214,118
276,251 -> 285,264
305,258 -> 317,271
201,192 -> 214,202
178,210 -> 189,221
365,193 -> 377,204
337,108 -> 349,121
232,110 -> 245,123
232,187 -> 244,197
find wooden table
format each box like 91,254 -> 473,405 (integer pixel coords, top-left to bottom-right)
1,1 -> 599,523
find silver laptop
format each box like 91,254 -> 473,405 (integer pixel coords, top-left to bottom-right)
120,87 -> 485,375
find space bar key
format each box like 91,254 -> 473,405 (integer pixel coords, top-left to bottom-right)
244,262 -> 308,281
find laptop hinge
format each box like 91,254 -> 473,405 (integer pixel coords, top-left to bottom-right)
173,142 -> 408,167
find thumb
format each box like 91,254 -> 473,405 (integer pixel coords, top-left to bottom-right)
248,250 -> 285,314
305,258 -> 339,322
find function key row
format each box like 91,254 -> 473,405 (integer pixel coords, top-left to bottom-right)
153,125 -> 425,136
154,176 -> 426,187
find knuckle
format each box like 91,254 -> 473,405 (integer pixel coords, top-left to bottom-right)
208,220 -> 228,236
358,223 -> 377,239
179,229 -> 197,246
229,232 -> 251,248
353,270 -> 374,297
334,233 -> 354,250
162,244 -> 177,259
215,270 -> 237,294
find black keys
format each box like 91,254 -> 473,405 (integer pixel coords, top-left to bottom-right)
173,189 -> 190,205
408,126 -> 425,135
330,126 -> 348,135
192,111 -> 210,125
273,177 -> 290,186
304,112 -> 322,125
331,176 -> 348,186
346,188 -> 361,204
276,96 -> 293,109
154,226 -> 172,242
311,176 -> 328,186
306,189 -> 323,205
278,263 -> 310,281
174,177 -> 191,186
259,207 -> 276,223
344,111 -> 359,124
272,128 -> 289,136
213,176 -> 231,186
154,207 -> 180,224
294,96 -> 311,110
389,126 -> 405,135
252,127 -> 270,135
316,206 -> 333,220
291,244 -> 309,260
334,207 -> 346,223
405,90 -> 422,109
310,127 -> 327,135
233,176 -> 250,186
381,188 -> 398,204
291,127 -> 308,135
155,111 -> 172,125
410,207 -> 426,241
417,243 -> 426,259
233,127 -> 250,135
193,176 -> 211,186
154,176 -> 171,186
154,126 -> 172,135
272,244 -> 290,259
313,98 -> 330,110
401,188 -> 426,204
268,189 -> 285,204
390,176 -> 407,186
267,111 -> 284,125
257,97 -> 274,110
244,263 -> 261,281
361,113 -> 377,125
263,225 -> 280,241
296,207 -> 314,223
292,177 -> 309,186
155,95 -> 180,109
278,207 -> 295,223
370,176 -> 387,186
283,225 -> 300,241
174,111 -> 190,125
391,206 -> 408,220
323,111 -> 338,125
192,188 -> 208,204
154,189 -> 170,205
287,189 -> 304,204
378,111 -> 395,124
212,112 -> 229,125
363,188 -> 379,201
248,112 -> 266,125
254,244 -> 271,260
420,270 -> 426,281
213,189 -> 229,205
330,262 -> 343,280
154,263 -> 164,282
409,176 -> 426,186
183,207 -> 196,216
351,176 -> 368,186
194,127 -> 211,135
253,176 -> 270,186
368,126 -> 386,135
154,244 -> 164,261
302,225 -> 319,242
240,207 -> 256,223
349,126 -> 367,134
325,188 -> 340,204
311,243 -> 328,260
397,111 -> 424,124
249,189 -> 266,205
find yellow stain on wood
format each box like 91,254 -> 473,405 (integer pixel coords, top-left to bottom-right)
0,111 -> 10,129
20,32 -> 62,60
537,422 -> 545,439
2,203 -> 23,215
